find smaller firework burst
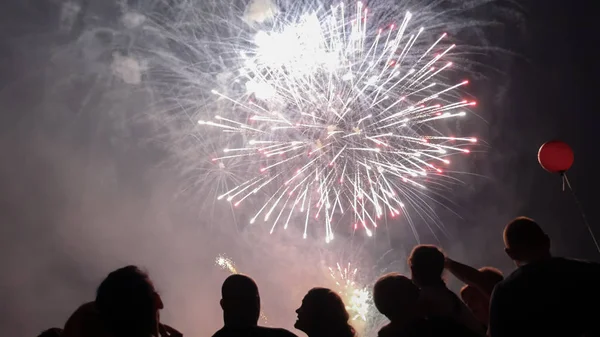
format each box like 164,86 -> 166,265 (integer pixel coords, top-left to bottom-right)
329,262 -> 371,322
215,254 -> 268,324
216,254 -> 238,274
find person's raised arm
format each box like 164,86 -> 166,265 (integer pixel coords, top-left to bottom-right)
444,258 -> 496,298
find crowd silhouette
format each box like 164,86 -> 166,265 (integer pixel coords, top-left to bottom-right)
39,217 -> 600,337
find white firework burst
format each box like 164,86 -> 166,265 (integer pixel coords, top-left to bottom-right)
203,2 -> 477,241
143,0 -> 483,242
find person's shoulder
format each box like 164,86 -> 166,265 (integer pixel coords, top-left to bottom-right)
377,323 -> 394,337
490,274 -> 512,301
558,257 -> 600,268
211,327 -> 227,337
559,257 -> 600,279
497,262 -> 531,287
379,321 -> 419,337
497,271 -> 516,286
212,326 -> 298,337
425,317 -> 481,337
256,326 -> 299,337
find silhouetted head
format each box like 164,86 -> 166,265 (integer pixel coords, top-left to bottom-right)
295,287 -> 355,337
503,217 -> 551,266
479,266 -> 504,286
220,274 -> 261,327
408,245 -> 445,287
96,266 -> 163,337
38,328 -> 62,337
63,302 -> 108,337
373,273 -> 420,322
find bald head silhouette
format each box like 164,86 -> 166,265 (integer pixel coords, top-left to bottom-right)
408,244 -> 445,287
503,217 -> 551,266
220,274 -> 261,327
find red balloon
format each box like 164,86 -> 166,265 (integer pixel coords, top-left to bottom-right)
538,140 -> 574,173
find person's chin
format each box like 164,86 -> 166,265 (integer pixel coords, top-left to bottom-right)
293,320 -> 301,329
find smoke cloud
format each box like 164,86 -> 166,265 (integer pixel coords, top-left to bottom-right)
243,0 -> 279,24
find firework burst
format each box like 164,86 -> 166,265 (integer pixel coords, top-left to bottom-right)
216,254 -> 239,274
199,1 -> 477,241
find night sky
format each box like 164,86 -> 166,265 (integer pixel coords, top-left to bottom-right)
478,0 -> 600,260
1,0 -> 599,336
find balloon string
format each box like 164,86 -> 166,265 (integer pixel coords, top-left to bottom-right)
562,173 -> 600,255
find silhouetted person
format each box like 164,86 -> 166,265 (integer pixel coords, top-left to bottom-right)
96,266 -> 164,337
459,286 -> 485,326
444,259 -> 504,327
38,328 -> 62,337
294,287 -> 355,337
63,301 -> 180,337
489,217 -> 600,337
374,273 -> 423,337
459,275 -> 501,330
63,302 -> 108,337
212,274 -> 297,337
409,245 -> 485,336
374,273 -> 480,337
445,258 -> 504,299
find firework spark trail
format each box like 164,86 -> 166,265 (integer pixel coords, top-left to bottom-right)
215,255 -> 269,323
197,1 -> 478,241
329,262 -> 370,322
